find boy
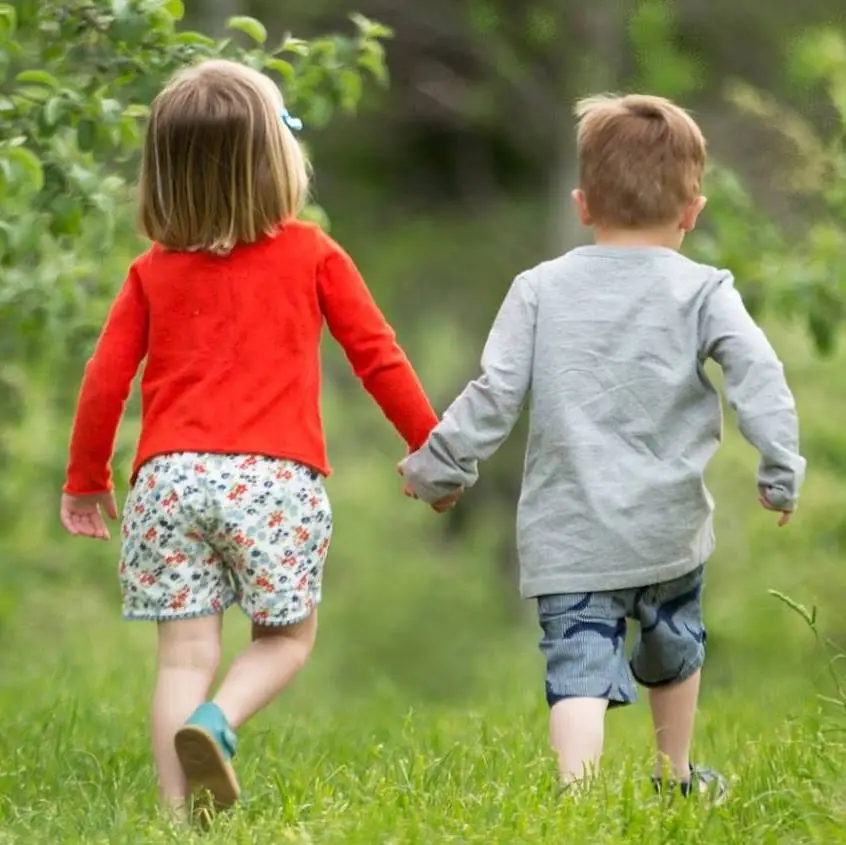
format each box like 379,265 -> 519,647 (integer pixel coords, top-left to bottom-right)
399,94 -> 806,800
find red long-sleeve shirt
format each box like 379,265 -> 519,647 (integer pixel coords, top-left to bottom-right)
64,221 -> 438,494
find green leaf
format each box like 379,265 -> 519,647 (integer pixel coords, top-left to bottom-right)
358,42 -> 388,86
76,119 -> 97,153
0,3 -> 16,40
338,69 -> 363,113
17,86 -> 50,102
265,58 -> 295,81
123,103 -> 150,119
48,195 -> 84,237
0,147 -> 44,191
175,31 -> 216,47
350,13 -> 394,40
768,590 -> 817,628
164,0 -> 185,21
280,36 -> 309,56
43,96 -> 63,128
15,70 -> 60,88
227,16 -> 267,44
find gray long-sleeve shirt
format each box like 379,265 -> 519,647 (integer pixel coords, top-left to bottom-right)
400,245 -> 806,597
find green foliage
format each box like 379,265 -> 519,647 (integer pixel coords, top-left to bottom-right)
712,31 -> 846,354
770,590 -> 846,712
0,0 -> 390,363
627,9 -> 846,354
628,0 -> 705,99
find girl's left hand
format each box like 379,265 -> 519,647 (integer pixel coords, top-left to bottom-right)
60,492 -> 118,540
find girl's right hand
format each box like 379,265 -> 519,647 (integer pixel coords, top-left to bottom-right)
60,492 -> 118,540
398,464 -> 462,513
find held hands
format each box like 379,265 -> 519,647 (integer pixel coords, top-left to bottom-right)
396,463 -> 463,514
759,489 -> 793,528
60,491 -> 118,540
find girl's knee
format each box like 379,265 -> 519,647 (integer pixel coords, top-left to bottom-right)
157,615 -> 222,672
252,609 -> 317,666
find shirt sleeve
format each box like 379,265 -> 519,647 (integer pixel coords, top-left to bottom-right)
699,271 -> 806,510
317,234 -> 438,450
399,271 -> 538,503
64,266 -> 149,495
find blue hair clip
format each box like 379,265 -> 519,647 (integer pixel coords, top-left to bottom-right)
280,109 -> 303,132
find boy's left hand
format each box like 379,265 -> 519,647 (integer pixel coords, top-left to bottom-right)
758,490 -> 793,527
60,491 -> 118,540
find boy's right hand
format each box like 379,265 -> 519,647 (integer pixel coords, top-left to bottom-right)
758,490 -> 793,527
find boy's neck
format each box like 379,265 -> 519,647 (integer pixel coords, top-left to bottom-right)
592,225 -> 684,251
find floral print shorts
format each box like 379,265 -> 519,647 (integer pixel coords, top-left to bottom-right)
120,453 -> 332,626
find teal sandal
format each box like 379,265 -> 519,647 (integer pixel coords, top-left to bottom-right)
174,702 -> 241,818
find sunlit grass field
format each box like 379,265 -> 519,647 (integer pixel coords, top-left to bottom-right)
1,319 -> 844,843
0,624 -> 843,844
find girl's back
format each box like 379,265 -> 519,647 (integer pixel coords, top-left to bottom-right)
107,219 -> 422,485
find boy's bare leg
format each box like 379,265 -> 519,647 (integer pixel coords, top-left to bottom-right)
549,697 -> 609,785
648,670 -> 701,782
152,615 -> 222,809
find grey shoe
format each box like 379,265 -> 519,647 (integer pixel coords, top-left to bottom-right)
652,764 -> 728,804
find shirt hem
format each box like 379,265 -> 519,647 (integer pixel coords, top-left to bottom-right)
519,547 -> 714,598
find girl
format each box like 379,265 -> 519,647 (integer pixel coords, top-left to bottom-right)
60,59 -> 443,821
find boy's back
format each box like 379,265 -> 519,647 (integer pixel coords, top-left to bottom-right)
523,245 -> 725,595
410,244 -> 803,598
528,241 -> 806,595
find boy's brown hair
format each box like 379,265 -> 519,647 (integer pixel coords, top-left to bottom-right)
574,94 -> 706,229
139,59 -> 309,254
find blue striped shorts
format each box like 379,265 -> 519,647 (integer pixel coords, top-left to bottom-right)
537,565 -> 706,707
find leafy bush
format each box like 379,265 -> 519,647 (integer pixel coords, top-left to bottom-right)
0,0 -> 390,368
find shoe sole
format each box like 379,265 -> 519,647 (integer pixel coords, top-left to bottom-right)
174,724 -> 240,813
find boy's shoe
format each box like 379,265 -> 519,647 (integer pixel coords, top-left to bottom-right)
652,764 -> 728,805
174,702 -> 241,818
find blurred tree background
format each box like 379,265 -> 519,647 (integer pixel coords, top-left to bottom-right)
1,0 -> 845,710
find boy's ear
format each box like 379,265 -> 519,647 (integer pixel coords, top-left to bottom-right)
680,196 -> 707,232
571,189 -> 593,226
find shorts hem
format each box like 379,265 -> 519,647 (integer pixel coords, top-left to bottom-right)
122,597 -> 237,622
238,594 -> 321,627
545,682 -> 637,710
630,655 -> 704,689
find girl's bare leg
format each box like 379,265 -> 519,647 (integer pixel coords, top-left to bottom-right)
152,615 -> 222,809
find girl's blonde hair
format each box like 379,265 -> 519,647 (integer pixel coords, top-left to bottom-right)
139,59 -> 309,254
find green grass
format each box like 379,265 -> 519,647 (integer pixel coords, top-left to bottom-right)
2,303 -> 845,841
0,593 -> 844,844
